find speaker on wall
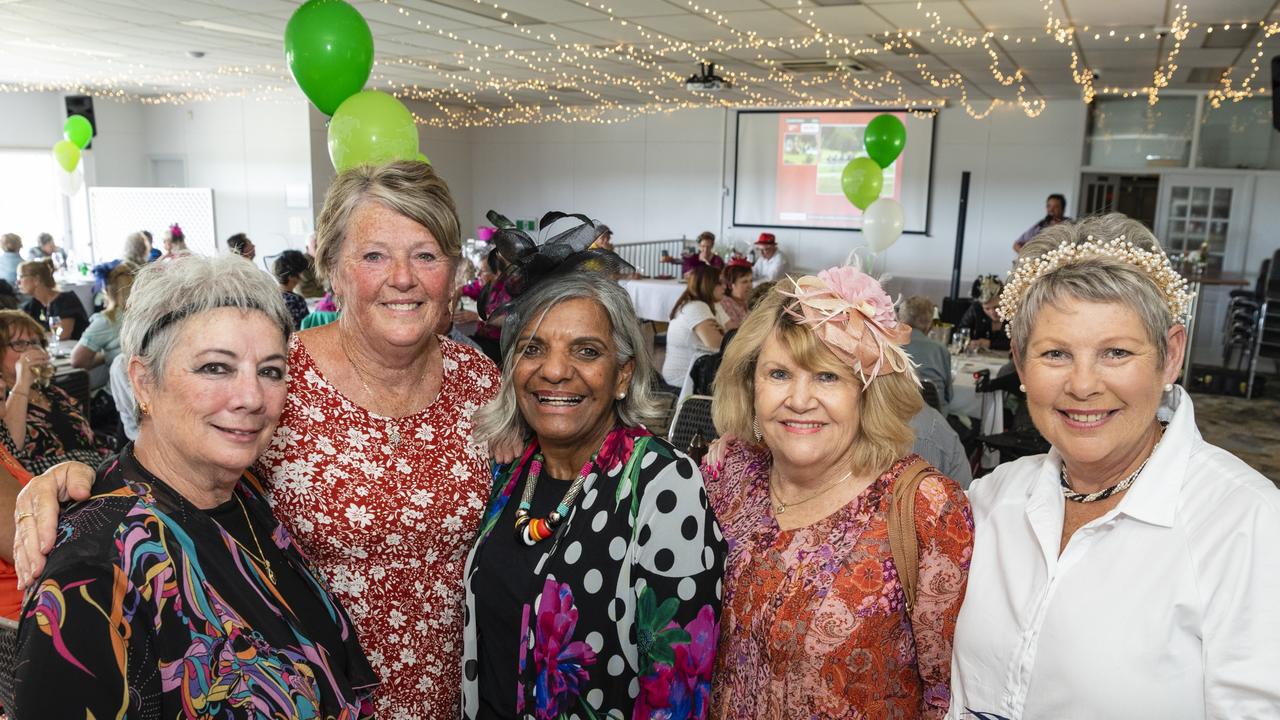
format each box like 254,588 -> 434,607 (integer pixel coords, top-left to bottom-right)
1272,56 -> 1279,132
64,95 -> 96,150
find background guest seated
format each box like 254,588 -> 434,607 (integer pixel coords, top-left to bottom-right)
717,261 -> 753,331
0,233 -> 22,286
274,250 -> 312,330
18,260 -> 88,341
662,265 -> 724,389
72,263 -> 137,389
666,230 -> 723,275
957,275 -> 1010,351
901,295 -> 952,409
0,310 -> 107,473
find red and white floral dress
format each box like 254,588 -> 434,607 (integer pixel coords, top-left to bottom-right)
258,335 -> 500,720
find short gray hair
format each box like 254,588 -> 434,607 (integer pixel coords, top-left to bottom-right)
1009,213 -> 1175,366
123,232 -> 150,266
473,274 -> 663,446
900,296 -> 935,331
120,255 -> 294,383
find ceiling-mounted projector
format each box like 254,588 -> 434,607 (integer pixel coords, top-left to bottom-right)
686,62 -> 731,92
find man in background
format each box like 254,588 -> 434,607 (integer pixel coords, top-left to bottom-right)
751,233 -> 788,282
1013,193 -> 1071,252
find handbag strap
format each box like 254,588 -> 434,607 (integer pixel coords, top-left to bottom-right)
887,457 -> 937,614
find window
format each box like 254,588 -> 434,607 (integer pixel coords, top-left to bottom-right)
1198,98 -> 1280,170
0,150 -> 65,252
1086,96 -> 1197,168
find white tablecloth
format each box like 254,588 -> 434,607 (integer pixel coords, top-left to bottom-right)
950,351 -> 1012,468
619,278 -> 687,323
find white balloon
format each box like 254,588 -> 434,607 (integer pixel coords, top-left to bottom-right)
862,197 -> 904,252
55,163 -> 84,196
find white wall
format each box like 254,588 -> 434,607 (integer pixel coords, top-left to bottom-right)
463,109 -> 725,242
140,98 -> 314,261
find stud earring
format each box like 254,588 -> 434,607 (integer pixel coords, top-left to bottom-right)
617,392 -> 626,400
1164,383 -> 1173,392
138,401 -> 150,416
752,416 -> 762,440
1018,384 -> 1026,392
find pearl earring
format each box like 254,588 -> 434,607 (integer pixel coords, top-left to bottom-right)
1018,384 -> 1026,392
1164,383 -> 1173,392
616,392 -> 626,400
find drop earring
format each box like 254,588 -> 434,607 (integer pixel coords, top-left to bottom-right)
752,416 -> 762,440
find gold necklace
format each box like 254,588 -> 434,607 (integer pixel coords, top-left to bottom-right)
769,470 -> 854,515
339,336 -> 403,448
228,493 -> 276,584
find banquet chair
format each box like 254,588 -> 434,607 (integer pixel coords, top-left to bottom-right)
668,395 -> 717,455
920,379 -> 943,411
972,370 -> 1047,466
0,616 -> 17,712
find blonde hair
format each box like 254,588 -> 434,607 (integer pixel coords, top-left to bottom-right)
103,263 -> 138,324
19,260 -> 56,291
314,160 -> 461,285
0,309 -> 46,349
713,286 -> 921,476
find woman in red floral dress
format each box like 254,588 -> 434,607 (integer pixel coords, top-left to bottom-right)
703,268 -> 974,719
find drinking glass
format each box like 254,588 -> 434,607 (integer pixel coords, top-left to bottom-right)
47,315 -> 63,357
31,362 -> 54,389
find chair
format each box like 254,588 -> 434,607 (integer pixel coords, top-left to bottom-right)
1245,251 -> 1280,398
0,616 -> 18,712
668,395 -> 717,455
973,369 -> 1048,466
920,379 -> 943,411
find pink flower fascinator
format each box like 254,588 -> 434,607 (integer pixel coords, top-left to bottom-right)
777,266 -> 916,387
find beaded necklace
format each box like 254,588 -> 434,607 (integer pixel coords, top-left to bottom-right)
513,453 -> 589,545
1060,421 -> 1167,503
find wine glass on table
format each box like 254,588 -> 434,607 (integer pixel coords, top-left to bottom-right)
47,314 -> 64,358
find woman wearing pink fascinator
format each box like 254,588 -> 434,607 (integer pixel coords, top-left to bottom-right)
703,265 -> 973,719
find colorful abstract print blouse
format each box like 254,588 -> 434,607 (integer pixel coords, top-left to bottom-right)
13,449 -> 378,718
463,428 -> 727,720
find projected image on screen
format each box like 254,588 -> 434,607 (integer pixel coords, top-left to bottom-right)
734,110 -> 935,233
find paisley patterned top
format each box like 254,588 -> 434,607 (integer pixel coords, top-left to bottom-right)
462,427 -> 727,720
12,447 -> 378,718
259,335 -> 499,719
704,443 -> 974,720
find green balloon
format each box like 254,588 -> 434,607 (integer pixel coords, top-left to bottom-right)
328,91 -> 420,172
285,0 -> 374,116
841,157 -> 883,211
53,140 -> 80,173
864,114 -> 906,169
416,152 -> 431,165
63,114 -> 93,149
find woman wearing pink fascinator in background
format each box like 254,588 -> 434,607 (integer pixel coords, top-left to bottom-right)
703,265 -> 974,719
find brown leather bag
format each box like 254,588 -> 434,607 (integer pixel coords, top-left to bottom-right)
887,458 -> 938,613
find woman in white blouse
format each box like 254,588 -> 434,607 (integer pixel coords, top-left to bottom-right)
662,265 -> 723,388
949,214 -> 1280,719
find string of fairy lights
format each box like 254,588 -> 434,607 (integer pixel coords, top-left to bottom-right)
0,0 -> 1275,128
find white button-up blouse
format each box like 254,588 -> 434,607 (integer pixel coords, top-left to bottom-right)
949,387 -> 1280,719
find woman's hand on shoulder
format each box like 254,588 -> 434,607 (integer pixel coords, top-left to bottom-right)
701,433 -> 739,479
14,461 -> 96,589
490,432 -> 525,466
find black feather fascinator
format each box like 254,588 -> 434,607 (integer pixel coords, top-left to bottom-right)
486,209 -> 634,298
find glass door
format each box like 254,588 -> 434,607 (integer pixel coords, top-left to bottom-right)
1157,174 -> 1252,274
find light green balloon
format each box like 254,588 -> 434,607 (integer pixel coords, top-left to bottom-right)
327,91 -> 420,172
416,152 -> 430,164
63,115 -> 93,149
841,156 -> 883,211
53,140 -> 80,173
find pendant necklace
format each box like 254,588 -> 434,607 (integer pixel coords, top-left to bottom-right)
770,470 -> 854,515
226,493 -> 276,583
340,337 -> 403,448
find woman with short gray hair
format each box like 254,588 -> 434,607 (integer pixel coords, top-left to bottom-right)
951,213 -> 1280,718
15,161 -> 501,717
463,266 -> 725,719
12,255 -> 377,717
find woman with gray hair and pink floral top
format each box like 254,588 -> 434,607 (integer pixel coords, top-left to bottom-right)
703,266 -> 973,719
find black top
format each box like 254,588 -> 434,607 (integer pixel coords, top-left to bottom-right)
473,471 -> 571,719
281,290 -> 310,330
22,291 -> 89,340
957,302 -> 1010,351
12,446 -> 378,718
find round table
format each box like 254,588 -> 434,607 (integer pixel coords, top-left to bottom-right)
618,278 -> 687,323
